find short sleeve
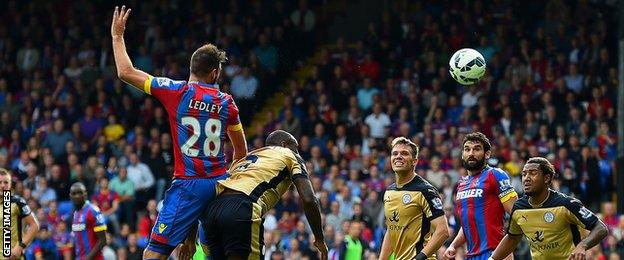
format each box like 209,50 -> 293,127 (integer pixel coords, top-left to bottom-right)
143,76 -> 186,98
491,168 -> 517,203
15,197 -> 31,218
90,208 -> 108,232
419,187 -> 445,220
288,151 -> 308,180
226,96 -> 242,131
507,209 -> 523,235
564,198 -> 599,230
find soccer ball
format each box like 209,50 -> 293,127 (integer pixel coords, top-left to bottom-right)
449,48 -> 486,85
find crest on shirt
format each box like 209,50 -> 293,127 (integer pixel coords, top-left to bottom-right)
543,211 -> 555,223
402,194 -> 411,204
158,223 -> 167,233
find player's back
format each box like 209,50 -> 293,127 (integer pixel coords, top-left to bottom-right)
455,166 -> 515,256
218,146 -> 306,216
143,77 -> 242,179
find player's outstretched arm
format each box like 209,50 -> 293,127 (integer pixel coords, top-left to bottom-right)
444,226 -> 466,259
111,6 -> 153,91
293,176 -> 327,260
418,215 -> 449,260
489,234 -> 522,260
569,220 -> 608,260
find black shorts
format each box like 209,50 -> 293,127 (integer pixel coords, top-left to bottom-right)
202,193 -> 264,259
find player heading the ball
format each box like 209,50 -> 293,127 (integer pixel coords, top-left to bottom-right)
111,6 -> 248,260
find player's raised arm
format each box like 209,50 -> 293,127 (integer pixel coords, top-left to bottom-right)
111,6 -> 152,90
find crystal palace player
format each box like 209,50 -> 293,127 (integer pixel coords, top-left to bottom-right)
111,6 -> 248,259
70,183 -> 107,260
444,132 -> 517,260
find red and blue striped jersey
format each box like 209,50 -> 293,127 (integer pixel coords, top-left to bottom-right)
143,76 -> 242,179
454,166 -> 517,256
72,201 -> 107,260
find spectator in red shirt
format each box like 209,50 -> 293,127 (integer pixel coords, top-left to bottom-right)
138,199 -> 158,249
91,178 -> 120,234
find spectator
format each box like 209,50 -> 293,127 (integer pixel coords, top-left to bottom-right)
43,119 -> 74,161
109,167 -> 135,227
364,104 -> 391,139
356,78 -> 378,112
32,178 -> 57,208
138,199 -> 158,249
91,178 -> 120,235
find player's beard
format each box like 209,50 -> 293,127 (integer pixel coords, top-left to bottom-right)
462,157 -> 486,172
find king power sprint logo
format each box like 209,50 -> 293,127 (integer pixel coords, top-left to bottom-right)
3,190 -> 11,257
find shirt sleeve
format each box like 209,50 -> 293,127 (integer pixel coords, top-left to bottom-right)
226,96 -> 242,131
419,187 -> 445,220
90,208 -> 108,232
491,168 -> 517,203
15,196 -> 32,218
142,76 -> 186,107
287,151 -> 307,180
563,198 -> 599,230
507,209 -> 523,235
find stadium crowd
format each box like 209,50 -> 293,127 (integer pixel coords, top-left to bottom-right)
0,0 -> 621,259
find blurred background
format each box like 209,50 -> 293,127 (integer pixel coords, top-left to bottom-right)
0,0 -> 622,259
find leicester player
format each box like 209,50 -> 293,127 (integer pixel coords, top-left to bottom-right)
111,6 -> 248,259
379,137 -> 449,260
444,132 -> 517,260
489,157 -> 608,260
0,168 -> 39,259
184,130 -> 328,259
70,182 -> 107,260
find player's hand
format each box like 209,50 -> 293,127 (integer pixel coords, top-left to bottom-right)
313,239 -> 328,260
443,245 -> 456,259
111,5 -> 131,37
568,244 -> 587,260
178,239 -> 196,260
10,245 -> 23,260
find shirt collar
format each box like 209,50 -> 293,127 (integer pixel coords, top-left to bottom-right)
188,80 -> 219,89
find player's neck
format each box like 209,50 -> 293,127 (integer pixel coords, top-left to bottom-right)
529,189 -> 550,207
188,75 -> 216,85
395,171 -> 416,187
467,166 -> 487,176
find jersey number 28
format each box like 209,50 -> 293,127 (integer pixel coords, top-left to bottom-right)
180,116 -> 221,157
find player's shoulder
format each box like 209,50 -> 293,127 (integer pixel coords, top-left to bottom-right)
487,167 -> 511,179
402,175 -> 439,195
10,195 -> 27,205
512,195 -> 532,211
543,190 -> 580,208
153,76 -> 187,88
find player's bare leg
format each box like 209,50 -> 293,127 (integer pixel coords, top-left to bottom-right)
142,249 -> 168,260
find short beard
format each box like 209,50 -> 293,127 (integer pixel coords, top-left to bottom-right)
462,158 -> 486,172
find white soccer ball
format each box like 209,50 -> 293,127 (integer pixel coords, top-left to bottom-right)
449,48 -> 486,85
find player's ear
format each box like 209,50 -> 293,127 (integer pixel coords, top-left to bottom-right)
484,149 -> 491,159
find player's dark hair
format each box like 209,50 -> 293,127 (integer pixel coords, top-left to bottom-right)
391,137 -> 419,158
266,130 -> 296,147
462,132 -> 491,152
190,44 -> 227,77
527,157 -> 556,182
